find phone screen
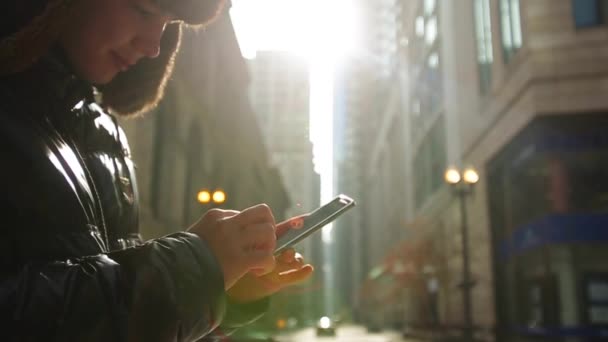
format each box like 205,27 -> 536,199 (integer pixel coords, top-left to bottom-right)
275,194 -> 356,255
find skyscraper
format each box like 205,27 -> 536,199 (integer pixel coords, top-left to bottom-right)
247,51 -> 319,219
332,0 -> 411,324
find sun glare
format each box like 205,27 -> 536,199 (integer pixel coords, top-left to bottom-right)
231,0 -> 359,60
231,0 -> 359,243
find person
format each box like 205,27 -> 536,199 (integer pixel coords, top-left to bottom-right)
0,0 -> 314,340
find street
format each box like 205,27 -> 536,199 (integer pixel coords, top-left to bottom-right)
275,325 -> 421,342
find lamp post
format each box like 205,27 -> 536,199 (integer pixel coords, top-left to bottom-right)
444,167 -> 479,341
197,189 -> 227,205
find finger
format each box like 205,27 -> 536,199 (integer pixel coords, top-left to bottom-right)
205,208 -> 240,221
276,215 -> 308,237
278,249 -> 296,263
248,253 -> 276,276
235,204 -> 275,226
293,252 -> 304,264
279,252 -> 304,268
276,265 -> 314,285
280,252 -> 304,265
243,223 -> 276,252
273,254 -> 307,274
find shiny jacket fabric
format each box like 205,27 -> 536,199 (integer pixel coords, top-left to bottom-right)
0,53 -> 266,341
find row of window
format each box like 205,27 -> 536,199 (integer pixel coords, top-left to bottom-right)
474,0 -> 523,93
474,0 -> 608,94
411,1 -> 608,209
410,0 -> 442,136
411,1 -> 444,208
413,117 -> 447,208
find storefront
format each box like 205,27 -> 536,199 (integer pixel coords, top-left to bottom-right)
487,114 -> 608,341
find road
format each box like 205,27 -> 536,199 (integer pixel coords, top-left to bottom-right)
275,324 -> 423,342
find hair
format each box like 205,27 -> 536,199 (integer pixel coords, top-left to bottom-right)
0,0 -> 226,116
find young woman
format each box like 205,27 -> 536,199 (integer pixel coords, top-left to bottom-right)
0,0 -> 313,340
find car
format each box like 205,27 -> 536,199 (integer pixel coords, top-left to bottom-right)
316,316 -> 337,337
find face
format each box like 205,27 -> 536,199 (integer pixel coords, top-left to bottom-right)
60,0 -> 175,84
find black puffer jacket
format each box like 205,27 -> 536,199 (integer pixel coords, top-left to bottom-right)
0,53 -> 266,341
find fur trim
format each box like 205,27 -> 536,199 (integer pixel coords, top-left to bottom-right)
157,0 -> 226,26
99,23 -> 182,117
0,0 -> 226,115
0,0 -> 76,75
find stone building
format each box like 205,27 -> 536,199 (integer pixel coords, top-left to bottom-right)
401,1 -> 608,341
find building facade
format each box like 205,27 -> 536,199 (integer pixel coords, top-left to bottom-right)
331,0 -> 412,327
401,0 -> 608,341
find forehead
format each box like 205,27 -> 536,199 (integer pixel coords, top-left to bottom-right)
154,0 -> 225,25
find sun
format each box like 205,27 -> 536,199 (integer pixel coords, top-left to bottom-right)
230,0 -> 359,61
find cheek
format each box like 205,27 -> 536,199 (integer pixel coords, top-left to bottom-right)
59,0 -> 140,83
62,30 -> 113,82
62,24 -> 134,83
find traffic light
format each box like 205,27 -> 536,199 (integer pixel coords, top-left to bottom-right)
197,189 -> 226,204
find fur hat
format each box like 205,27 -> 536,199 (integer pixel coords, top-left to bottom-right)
0,0 -> 226,116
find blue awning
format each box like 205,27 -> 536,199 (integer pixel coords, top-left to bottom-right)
499,214 -> 608,260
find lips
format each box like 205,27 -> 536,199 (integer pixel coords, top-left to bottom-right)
111,51 -> 134,72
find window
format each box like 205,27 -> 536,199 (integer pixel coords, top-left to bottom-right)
414,118 -> 447,208
428,52 -> 439,69
500,0 -> 523,63
474,0 -> 494,93
573,0 -> 608,27
584,274 -> 608,325
410,0 -> 442,140
425,16 -> 438,45
424,0 -> 436,16
410,50 -> 442,130
415,16 -> 425,37
425,55 -> 442,114
521,276 -> 560,327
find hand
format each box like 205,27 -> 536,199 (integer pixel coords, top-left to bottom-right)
226,249 -> 314,303
226,217 -> 314,303
188,204 -> 277,290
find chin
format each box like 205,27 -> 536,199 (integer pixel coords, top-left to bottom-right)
90,71 -> 118,86
77,62 -> 118,85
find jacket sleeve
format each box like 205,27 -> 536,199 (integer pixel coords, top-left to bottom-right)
0,232 -> 227,342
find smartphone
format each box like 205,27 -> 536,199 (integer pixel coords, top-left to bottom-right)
274,194 -> 356,255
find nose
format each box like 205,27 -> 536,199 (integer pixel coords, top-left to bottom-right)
133,21 -> 166,59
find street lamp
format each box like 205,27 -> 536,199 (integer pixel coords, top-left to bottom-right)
197,189 -> 227,205
444,167 -> 479,341
197,190 -> 211,204
212,190 -> 226,204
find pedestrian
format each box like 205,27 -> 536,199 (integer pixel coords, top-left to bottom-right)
0,0 -> 314,340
